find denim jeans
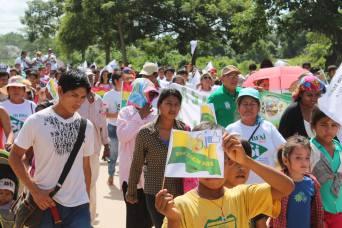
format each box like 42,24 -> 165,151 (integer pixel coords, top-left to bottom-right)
108,124 -> 119,177
39,203 -> 90,228
145,194 -> 165,228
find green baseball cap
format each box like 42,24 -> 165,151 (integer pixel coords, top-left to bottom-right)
237,87 -> 260,102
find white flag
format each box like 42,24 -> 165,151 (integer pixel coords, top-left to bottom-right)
190,40 -> 197,55
205,61 -> 214,72
318,63 -> 342,125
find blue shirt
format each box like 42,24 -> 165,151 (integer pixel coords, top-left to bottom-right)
287,176 -> 315,228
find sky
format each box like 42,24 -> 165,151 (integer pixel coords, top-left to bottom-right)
0,0 -> 28,34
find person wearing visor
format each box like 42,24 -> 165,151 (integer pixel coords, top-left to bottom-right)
116,78 -> 159,228
197,72 -> 214,96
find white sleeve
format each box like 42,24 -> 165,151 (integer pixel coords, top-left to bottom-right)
14,116 -> 35,150
83,120 -> 95,157
270,123 -> 286,162
102,93 -> 116,113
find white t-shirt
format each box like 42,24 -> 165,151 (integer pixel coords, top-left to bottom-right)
0,100 -> 36,138
14,107 -> 95,207
102,89 -> 121,126
226,120 -> 286,184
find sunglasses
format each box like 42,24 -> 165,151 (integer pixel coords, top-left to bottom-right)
202,76 -> 212,80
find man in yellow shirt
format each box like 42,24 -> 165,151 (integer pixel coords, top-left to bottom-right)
155,122 -> 294,228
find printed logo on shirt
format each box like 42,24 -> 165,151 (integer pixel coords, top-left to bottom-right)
44,116 -> 81,156
224,102 -> 231,110
249,141 -> 267,160
294,191 -> 308,203
205,214 -> 237,228
10,116 -> 25,134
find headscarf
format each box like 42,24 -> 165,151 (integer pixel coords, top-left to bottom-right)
127,78 -> 159,108
292,75 -> 326,101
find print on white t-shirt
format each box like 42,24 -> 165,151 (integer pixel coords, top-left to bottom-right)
102,89 -> 121,126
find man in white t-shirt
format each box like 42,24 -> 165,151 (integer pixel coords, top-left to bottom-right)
9,70 -> 94,227
0,76 -> 36,138
102,73 -> 122,186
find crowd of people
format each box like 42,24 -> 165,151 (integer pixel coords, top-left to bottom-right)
0,50 -> 341,228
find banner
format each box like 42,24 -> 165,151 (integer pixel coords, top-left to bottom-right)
318,63 -> 342,125
259,91 -> 292,128
169,83 -> 210,129
200,103 -> 217,124
46,78 -> 58,100
165,129 -> 224,178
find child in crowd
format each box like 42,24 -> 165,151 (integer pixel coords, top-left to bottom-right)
224,139 -> 252,188
155,122 -> 294,228
310,107 -> 342,227
269,135 -> 324,228
0,178 -> 16,228
0,178 -> 15,210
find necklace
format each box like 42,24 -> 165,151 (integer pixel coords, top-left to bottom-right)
196,189 -> 226,222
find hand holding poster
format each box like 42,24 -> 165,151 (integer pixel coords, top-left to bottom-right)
165,129 -> 224,178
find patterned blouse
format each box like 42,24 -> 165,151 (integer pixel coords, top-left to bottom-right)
127,117 -> 188,200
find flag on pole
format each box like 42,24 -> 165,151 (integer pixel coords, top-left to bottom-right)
200,103 -> 217,124
190,40 -> 198,55
46,78 -> 58,100
165,129 -> 224,178
318,63 -> 342,125
121,81 -> 133,108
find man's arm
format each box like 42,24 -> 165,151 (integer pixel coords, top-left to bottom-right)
223,133 -> 294,200
83,156 -> 91,198
0,108 -> 14,148
9,144 -> 55,210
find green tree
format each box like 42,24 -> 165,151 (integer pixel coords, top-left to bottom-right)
57,0 -> 95,61
21,0 -> 64,41
259,0 -> 342,65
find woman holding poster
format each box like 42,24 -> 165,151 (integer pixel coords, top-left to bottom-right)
126,88 -> 189,228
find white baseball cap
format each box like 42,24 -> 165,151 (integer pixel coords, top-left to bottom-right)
0,178 -> 15,193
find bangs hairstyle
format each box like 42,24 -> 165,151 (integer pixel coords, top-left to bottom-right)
111,72 -> 122,85
311,106 -> 329,128
58,70 -> 91,94
277,135 -> 310,172
157,88 -> 182,108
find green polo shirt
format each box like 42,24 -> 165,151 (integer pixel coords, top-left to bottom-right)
207,85 -> 241,127
311,138 -> 342,213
